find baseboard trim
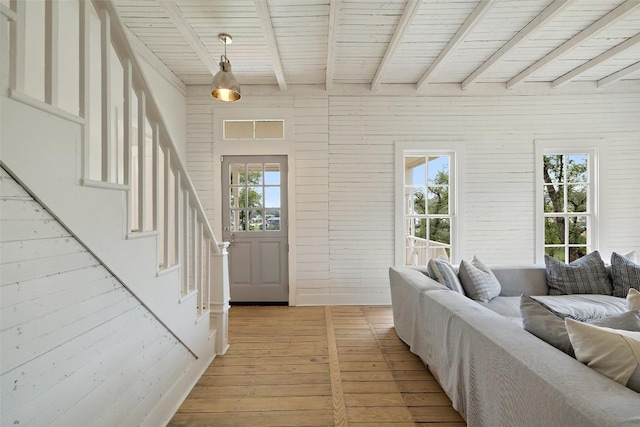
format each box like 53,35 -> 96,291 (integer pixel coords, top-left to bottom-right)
142,338 -> 216,427
295,293 -> 392,306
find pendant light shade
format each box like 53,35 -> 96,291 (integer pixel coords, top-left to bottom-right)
211,34 -> 241,102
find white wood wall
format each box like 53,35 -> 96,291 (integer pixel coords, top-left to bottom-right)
187,89 -> 640,305
0,167 -> 195,426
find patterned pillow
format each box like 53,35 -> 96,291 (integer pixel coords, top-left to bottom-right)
427,259 -> 465,295
458,256 -> 501,302
611,252 -> 640,298
545,251 -> 612,296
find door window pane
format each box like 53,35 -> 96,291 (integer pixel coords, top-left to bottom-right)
265,187 -> 280,208
229,164 -> 245,185
265,163 -> 280,185
247,163 -> 263,184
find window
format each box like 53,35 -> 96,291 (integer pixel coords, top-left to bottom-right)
228,162 -> 282,232
223,120 -> 284,140
402,153 -> 454,266
537,142 -> 600,264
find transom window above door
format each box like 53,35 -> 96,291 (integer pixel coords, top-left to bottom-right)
223,120 -> 284,140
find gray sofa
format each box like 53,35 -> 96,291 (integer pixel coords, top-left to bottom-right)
389,265 -> 640,427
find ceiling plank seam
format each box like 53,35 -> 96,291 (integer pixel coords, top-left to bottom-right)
461,0 -> 573,90
416,0 -> 497,91
370,0 -> 422,92
598,61 -> 640,87
553,32 -> 640,88
507,0 -> 640,89
156,0 -> 218,77
254,0 -> 287,92
326,0 -> 340,91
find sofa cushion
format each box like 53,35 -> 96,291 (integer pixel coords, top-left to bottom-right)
532,294 -> 628,320
629,288 -> 640,311
545,251 -> 612,295
565,318 -> 640,393
427,259 -> 465,295
458,256 -> 501,302
611,252 -> 640,298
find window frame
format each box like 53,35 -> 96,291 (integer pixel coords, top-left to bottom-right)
535,140 -> 602,264
395,142 -> 462,266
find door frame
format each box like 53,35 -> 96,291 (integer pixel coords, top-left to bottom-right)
212,107 -> 297,305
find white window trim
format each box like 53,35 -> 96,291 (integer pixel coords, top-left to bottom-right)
534,139 -> 605,264
394,141 -> 464,266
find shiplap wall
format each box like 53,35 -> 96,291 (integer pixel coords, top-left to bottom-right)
187,89 -> 640,305
0,167 -> 195,426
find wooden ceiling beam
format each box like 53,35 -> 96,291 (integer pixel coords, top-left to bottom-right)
417,0 -> 497,91
254,0 -> 287,91
598,60 -> 640,87
462,0 -> 572,90
156,0 -> 218,76
371,0 -> 422,91
507,0 -> 640,89
326,0 -> 339,91
553,32 -> 640,88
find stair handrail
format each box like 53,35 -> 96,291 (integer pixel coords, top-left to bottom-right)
92,0 -> 222,254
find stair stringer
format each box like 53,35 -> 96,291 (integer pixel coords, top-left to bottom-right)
1,94 -> 215,361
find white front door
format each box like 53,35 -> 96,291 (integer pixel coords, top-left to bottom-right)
221,155 -> 289,303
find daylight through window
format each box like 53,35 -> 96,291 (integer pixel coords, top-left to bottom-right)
403,154 -> 453,266
542,152 -> 592,262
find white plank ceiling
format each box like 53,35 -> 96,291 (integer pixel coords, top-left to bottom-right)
112,0 -> 640,91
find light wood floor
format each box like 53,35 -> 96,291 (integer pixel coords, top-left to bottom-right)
169,306 -> 465,426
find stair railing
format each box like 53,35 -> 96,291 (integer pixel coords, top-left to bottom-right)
0,0 -> 229,354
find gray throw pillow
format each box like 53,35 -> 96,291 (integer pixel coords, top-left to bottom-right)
589,310 -> 640,330
611,252 -> 640,298
545,251 -> 612,296
458,256 -> 501,302
521,295 -> 640,357
521,295 -> 576,357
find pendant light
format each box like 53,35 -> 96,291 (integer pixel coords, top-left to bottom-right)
211,33 -> 241,102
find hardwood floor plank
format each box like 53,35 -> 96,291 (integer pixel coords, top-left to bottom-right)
169,410 -> 333,426
211,356 -> 329,366
186,384 -> 332,398
325,306 -> 348,427
197,373 -> 329,387
403,392 -> 454,406
170,306 -> 465,426
342,381 -> 401,394
410,406 -> 466,422
178,396 -> 332,412
204,363 -> 329,375
344,392 -> 406,407
346,407 -> 414,423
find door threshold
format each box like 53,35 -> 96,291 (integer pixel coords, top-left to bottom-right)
231,301 -> 288,306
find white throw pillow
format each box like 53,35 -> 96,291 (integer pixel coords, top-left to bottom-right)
628,288 -> 640,311
565,318 -> 640,392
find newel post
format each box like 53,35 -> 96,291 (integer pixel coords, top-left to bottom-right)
210,241 -> 230,355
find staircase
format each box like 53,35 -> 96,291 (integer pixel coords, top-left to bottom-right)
0,1 -> 229,425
